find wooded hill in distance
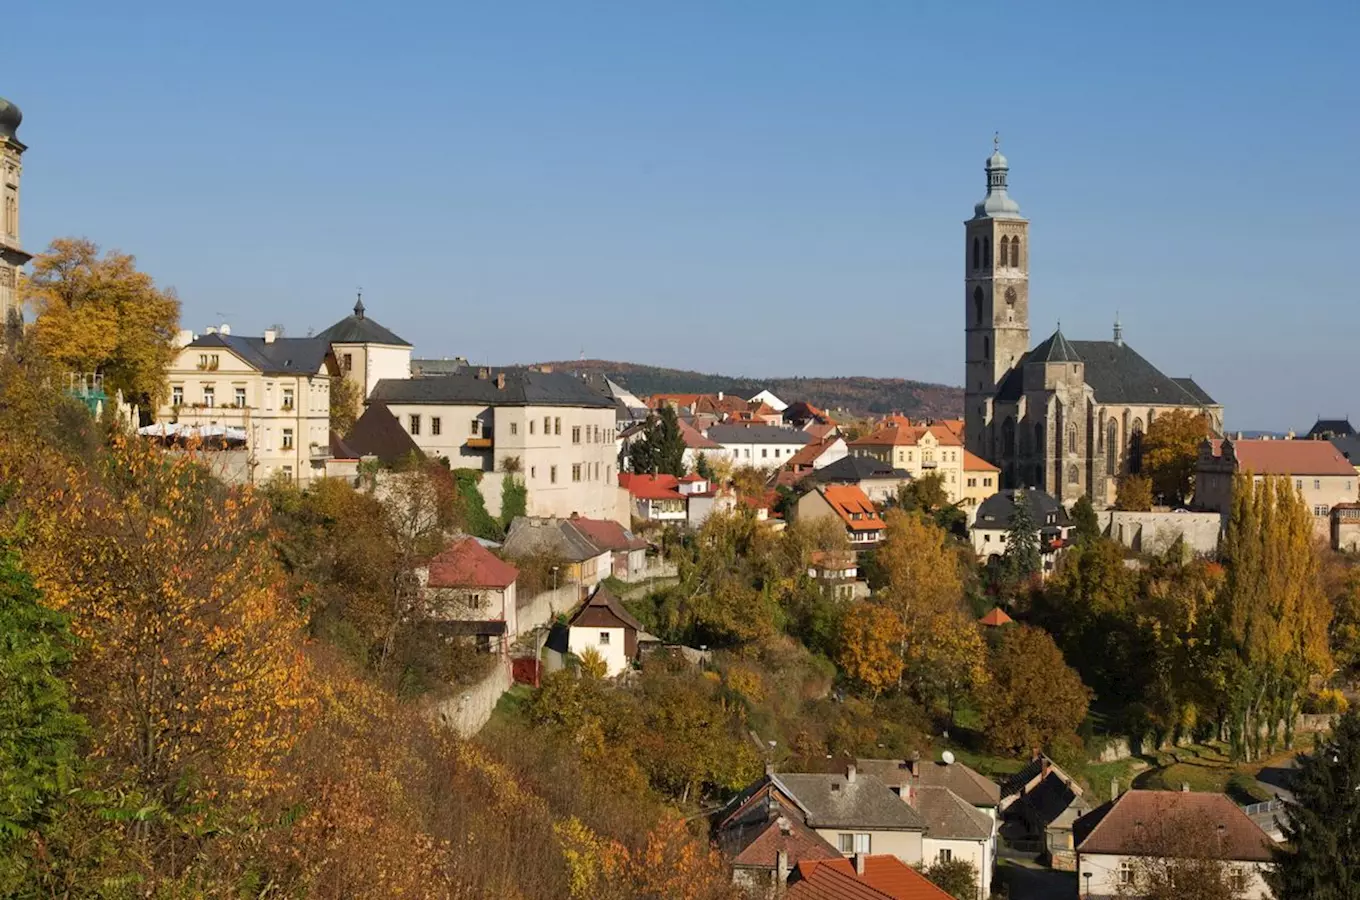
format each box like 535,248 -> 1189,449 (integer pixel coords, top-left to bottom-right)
536,359 -> 964,420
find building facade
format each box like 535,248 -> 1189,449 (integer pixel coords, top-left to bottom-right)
1196,437 -> 1358,536
849,417 -> 970,503
962,143 -> 1223,507
0,97 -> 29,328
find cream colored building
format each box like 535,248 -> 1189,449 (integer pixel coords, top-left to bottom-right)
368,368 -> 627,522
0,97 -> 29,328
159,328 -> 335,485
960,450 -> 1001,513
1196,438 -> 1357,537
849,416 -> 971,503
314,296 -> 412,399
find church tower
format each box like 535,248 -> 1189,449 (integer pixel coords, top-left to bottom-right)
964,138 -> 1029,460
0,97 -> 30,330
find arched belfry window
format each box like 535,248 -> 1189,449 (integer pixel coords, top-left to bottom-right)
983,237 -> 991,268
1106,419 -> 1118,475
1003,418 -> 1016,456
1010,237 -> 1021,268
973,286 -> 984,324
1034,421 -> 1045,456
972,237 -> 980,270
1130,419 -> 1145,474
1067,423 -> 1078,454
999,236 -> 1010,268
983,336 -> 990,359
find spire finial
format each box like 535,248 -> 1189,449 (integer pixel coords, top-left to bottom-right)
994,131 -> 1000,153
1056,318 -> 1061,332
354,288 -> 365,319
1113,311 -> 1124,346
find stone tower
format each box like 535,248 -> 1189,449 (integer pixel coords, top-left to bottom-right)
0,96 -> 29,330
963,138 -> 1029,460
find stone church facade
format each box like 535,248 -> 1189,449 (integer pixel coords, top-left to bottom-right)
0,96 -> 28,329
963,144 -> 1223,507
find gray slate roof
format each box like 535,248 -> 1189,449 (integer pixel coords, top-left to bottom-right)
974,488 -> 1072,531
813,455 -> 912,484
369,369 -> 614,409
707,424 -> 813,446
500,517 -> 606,563
192,332 -> 329,376
773,773 -> 925,831
341,404 -> 424,465
314,310 -> 411,347
855,758 -> 1000,809
914,785 -> 994,841
1031,328 -> 1080,363
995,338 -> 1216,407
1331,435 -> 1360,465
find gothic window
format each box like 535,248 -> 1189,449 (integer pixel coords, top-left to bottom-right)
1003,418 -> 1016,457
1106,419 -> 1118,475
983,336 -> 990,359
999,236 -> 1010,268
1005,286 -> 1017,306
1129,418 -> 1145,474
973,286 -> 984,324
1067,424 -> 1078,455
1034,422 -> 1045,457
1068,464 -> 1080,484
983,237 -> 991,268
1010,237 -> 1021,268
972,237 -> 980,270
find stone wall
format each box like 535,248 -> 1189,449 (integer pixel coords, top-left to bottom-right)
516,583 -> 583,638
1100,510 -> 1223,556
429,655 -> 513,737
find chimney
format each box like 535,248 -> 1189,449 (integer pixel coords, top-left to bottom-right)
263,328 -> 277,344
846,764 -> 857,784
496,372 -> 506,390
908,751 -> 920,778
1041,759 -> 1052,780
854,854 -> 866,876
775,848 -> 789,884
477,367 -> 490,380
1182,782 -> 1191,793
1111,777 -> 1119,802
717,391 -> 724,401
205,326 -> 218,335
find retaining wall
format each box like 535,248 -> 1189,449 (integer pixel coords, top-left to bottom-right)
429,656 -> 513,737
1100,510 -> 1223,556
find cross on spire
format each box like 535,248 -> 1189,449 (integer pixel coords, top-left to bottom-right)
354,288 -> 365,319
994,131 -> 1001,153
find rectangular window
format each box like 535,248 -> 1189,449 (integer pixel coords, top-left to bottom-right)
1314,479 -> 1321,490
572,426 -> 581,444
282,389 -> 294,410
282,428 -> 294,450
544,416 -> 551,434
762,448 -> 768,458
530,466 -> 537,479
234,387 -> 247,407
550,465 -> 557,484
938,848 -> 952,863
594,462 -> 600,480
572,464 -> 582,482
599,631 -> 611,645
171,385 -> 184,406
529,420 -> 536,435
838,834 -> 854,854
554,417 -> 562,436
510,422 -> 518,436
409,415 -> 421,436
282,465 -> 292,478
1119,861 -> 1134,885
203,386 -> 215,407
431,417 -> 442,436
606,465 -> 612,482
470,419 -> 480,436
342,353 -> 352,373
774,448 -> 781,458
1297,479 -> 1304,490
984,477 -> 993,487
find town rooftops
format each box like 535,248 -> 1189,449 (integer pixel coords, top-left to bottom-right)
962,450 -> 1000,472
500,516 -> 607,563
1206,438 -> 1357,477
678,418 -> 722,450
567,516 -> 648,553
568,585 -> 645,633
773,771 -> 925,831
996,338 -> 1217,408
707,423 -> 813,446
912,785 -> 993,841
189,332 -> 330,376
313,298 -> 412,347
1306,417 -> 1355,440
720,814 -> 841,871
425,537 -> 519,589
341,404 -> 424,465
974,488 -> 1071,531
1074,790 -> 1273,862
817,485 -> 886,533
790,856 -> 953,900
617,473 -> 684,501
854,757 -> 1001,810
785,436 -> 844,471
851,417 -> 963,448
813,455 -> 911,484
369,368 -> 615,409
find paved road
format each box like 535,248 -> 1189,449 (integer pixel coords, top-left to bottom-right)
1256,753 -> 1300,804
996,860 -> 1077,900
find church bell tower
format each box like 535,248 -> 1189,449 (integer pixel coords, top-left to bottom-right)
964,137 -> 1030,459
0,96 -> 30,330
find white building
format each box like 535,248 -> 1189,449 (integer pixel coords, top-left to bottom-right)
368,367 -> 627,522
748,389 -> 788,413
415,537 -> 520,653
313,296 -> 412,399
970,487 -> 1072,573
564,586 -> 645,677
916,786 -> 993,900
708,423 -> 813,471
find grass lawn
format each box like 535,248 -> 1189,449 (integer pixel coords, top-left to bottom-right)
483,683 -> 534,734
1131,742 -> 1275,804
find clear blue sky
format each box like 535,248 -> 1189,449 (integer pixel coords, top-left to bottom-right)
8,1 -> 1358,429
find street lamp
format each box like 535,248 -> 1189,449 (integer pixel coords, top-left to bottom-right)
1082,871 -> 1092,896
552,565 -> 559,593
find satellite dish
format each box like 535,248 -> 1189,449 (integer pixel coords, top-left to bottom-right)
941,750 -> 956,766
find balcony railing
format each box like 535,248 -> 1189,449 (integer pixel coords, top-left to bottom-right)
466,437 -> 494,450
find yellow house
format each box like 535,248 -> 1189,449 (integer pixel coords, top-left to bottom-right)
961,450 -> 1001,512
849,416 -> 971,504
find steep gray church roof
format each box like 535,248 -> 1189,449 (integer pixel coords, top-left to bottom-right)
313,298 -> 412,347
1030,328 -> 1081,363
995,339 -> 1216,408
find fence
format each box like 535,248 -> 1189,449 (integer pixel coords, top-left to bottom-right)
1241,799 -> 1284,818
429,656 -> 514,737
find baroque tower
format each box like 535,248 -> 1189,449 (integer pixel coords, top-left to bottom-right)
0,97 -> 29,329
964,138 -> 1029,461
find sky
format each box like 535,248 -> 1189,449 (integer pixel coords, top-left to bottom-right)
7,1 -> 1358,430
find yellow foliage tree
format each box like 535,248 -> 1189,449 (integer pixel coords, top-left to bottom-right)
329,373 -> 363,436
22,238 -> 180,407
1115,474 -> 1154,511
1141,409 -> 1211,506
838,604 -> 906,697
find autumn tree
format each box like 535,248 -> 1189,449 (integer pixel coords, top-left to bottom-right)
1268,708 -> 1360,898
837,604 -> 905,697
22,237 -> 180,409
1141,409 -> 1211,506
981,625 -> 1092,755
663,511 -> 782,647
897,471 -> 949,512
1112,809 -> 1252,900
329,372 -> 363,435
924,857 -> 981,900
1218,474 -> 1331,759
1116,474 -> 1154,511
628,405 -> 686,476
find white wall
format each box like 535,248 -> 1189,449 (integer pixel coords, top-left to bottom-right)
719,440 -> 811,470
922,838 -> 989,900
1077,853 -> 1271,899
811,829 -> 922,866
569,624 -> 629,676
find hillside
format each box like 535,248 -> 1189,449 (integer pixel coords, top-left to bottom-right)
537,359 -> 963,420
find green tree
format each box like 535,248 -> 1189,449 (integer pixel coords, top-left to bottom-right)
1269,709 -> 1360,898
896,472 -> 949,512
628,406 -> 686,476
923,857 -> 980,900
22,237 -> 181,409
0,544 -> 86,889
999,492 -> 1041,586
500,474 -> 527,528
981,625 -> 1092,755
1070,494 -> 1100,544
1141,409 -> 1210,507
694,452 -> 713,480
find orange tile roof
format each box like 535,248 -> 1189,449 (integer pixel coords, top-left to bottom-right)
618,473 -> 683,500
426,537 -> 519,589
937,419 -> 965,439
805,422 -> 839,440
819,485 -> 886,532
647,393 -> 703,409
979,607 -> 1014,627
1209,438 -> 1356,476
851,419 -> 963,449
786,436 -> 842,470
963,450 -> 1000,472
793,856 -> 953,900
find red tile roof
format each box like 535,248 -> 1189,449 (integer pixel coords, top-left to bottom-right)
786,436 -> 842,471
618,473 -> 684,500
805,422 -> 839,440
725,816 -> 841,870
979,607 -> 1014,627
819,485 -> 886,532
791,857 -> 953,899
851,418 -> 963,449
679,418 -> 722,449
426,537 -> 519,589
1074,790 -> 1273,861
568,517 -> 648,552
963,450 -> 1000,473
1209,438 -> 1356,476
